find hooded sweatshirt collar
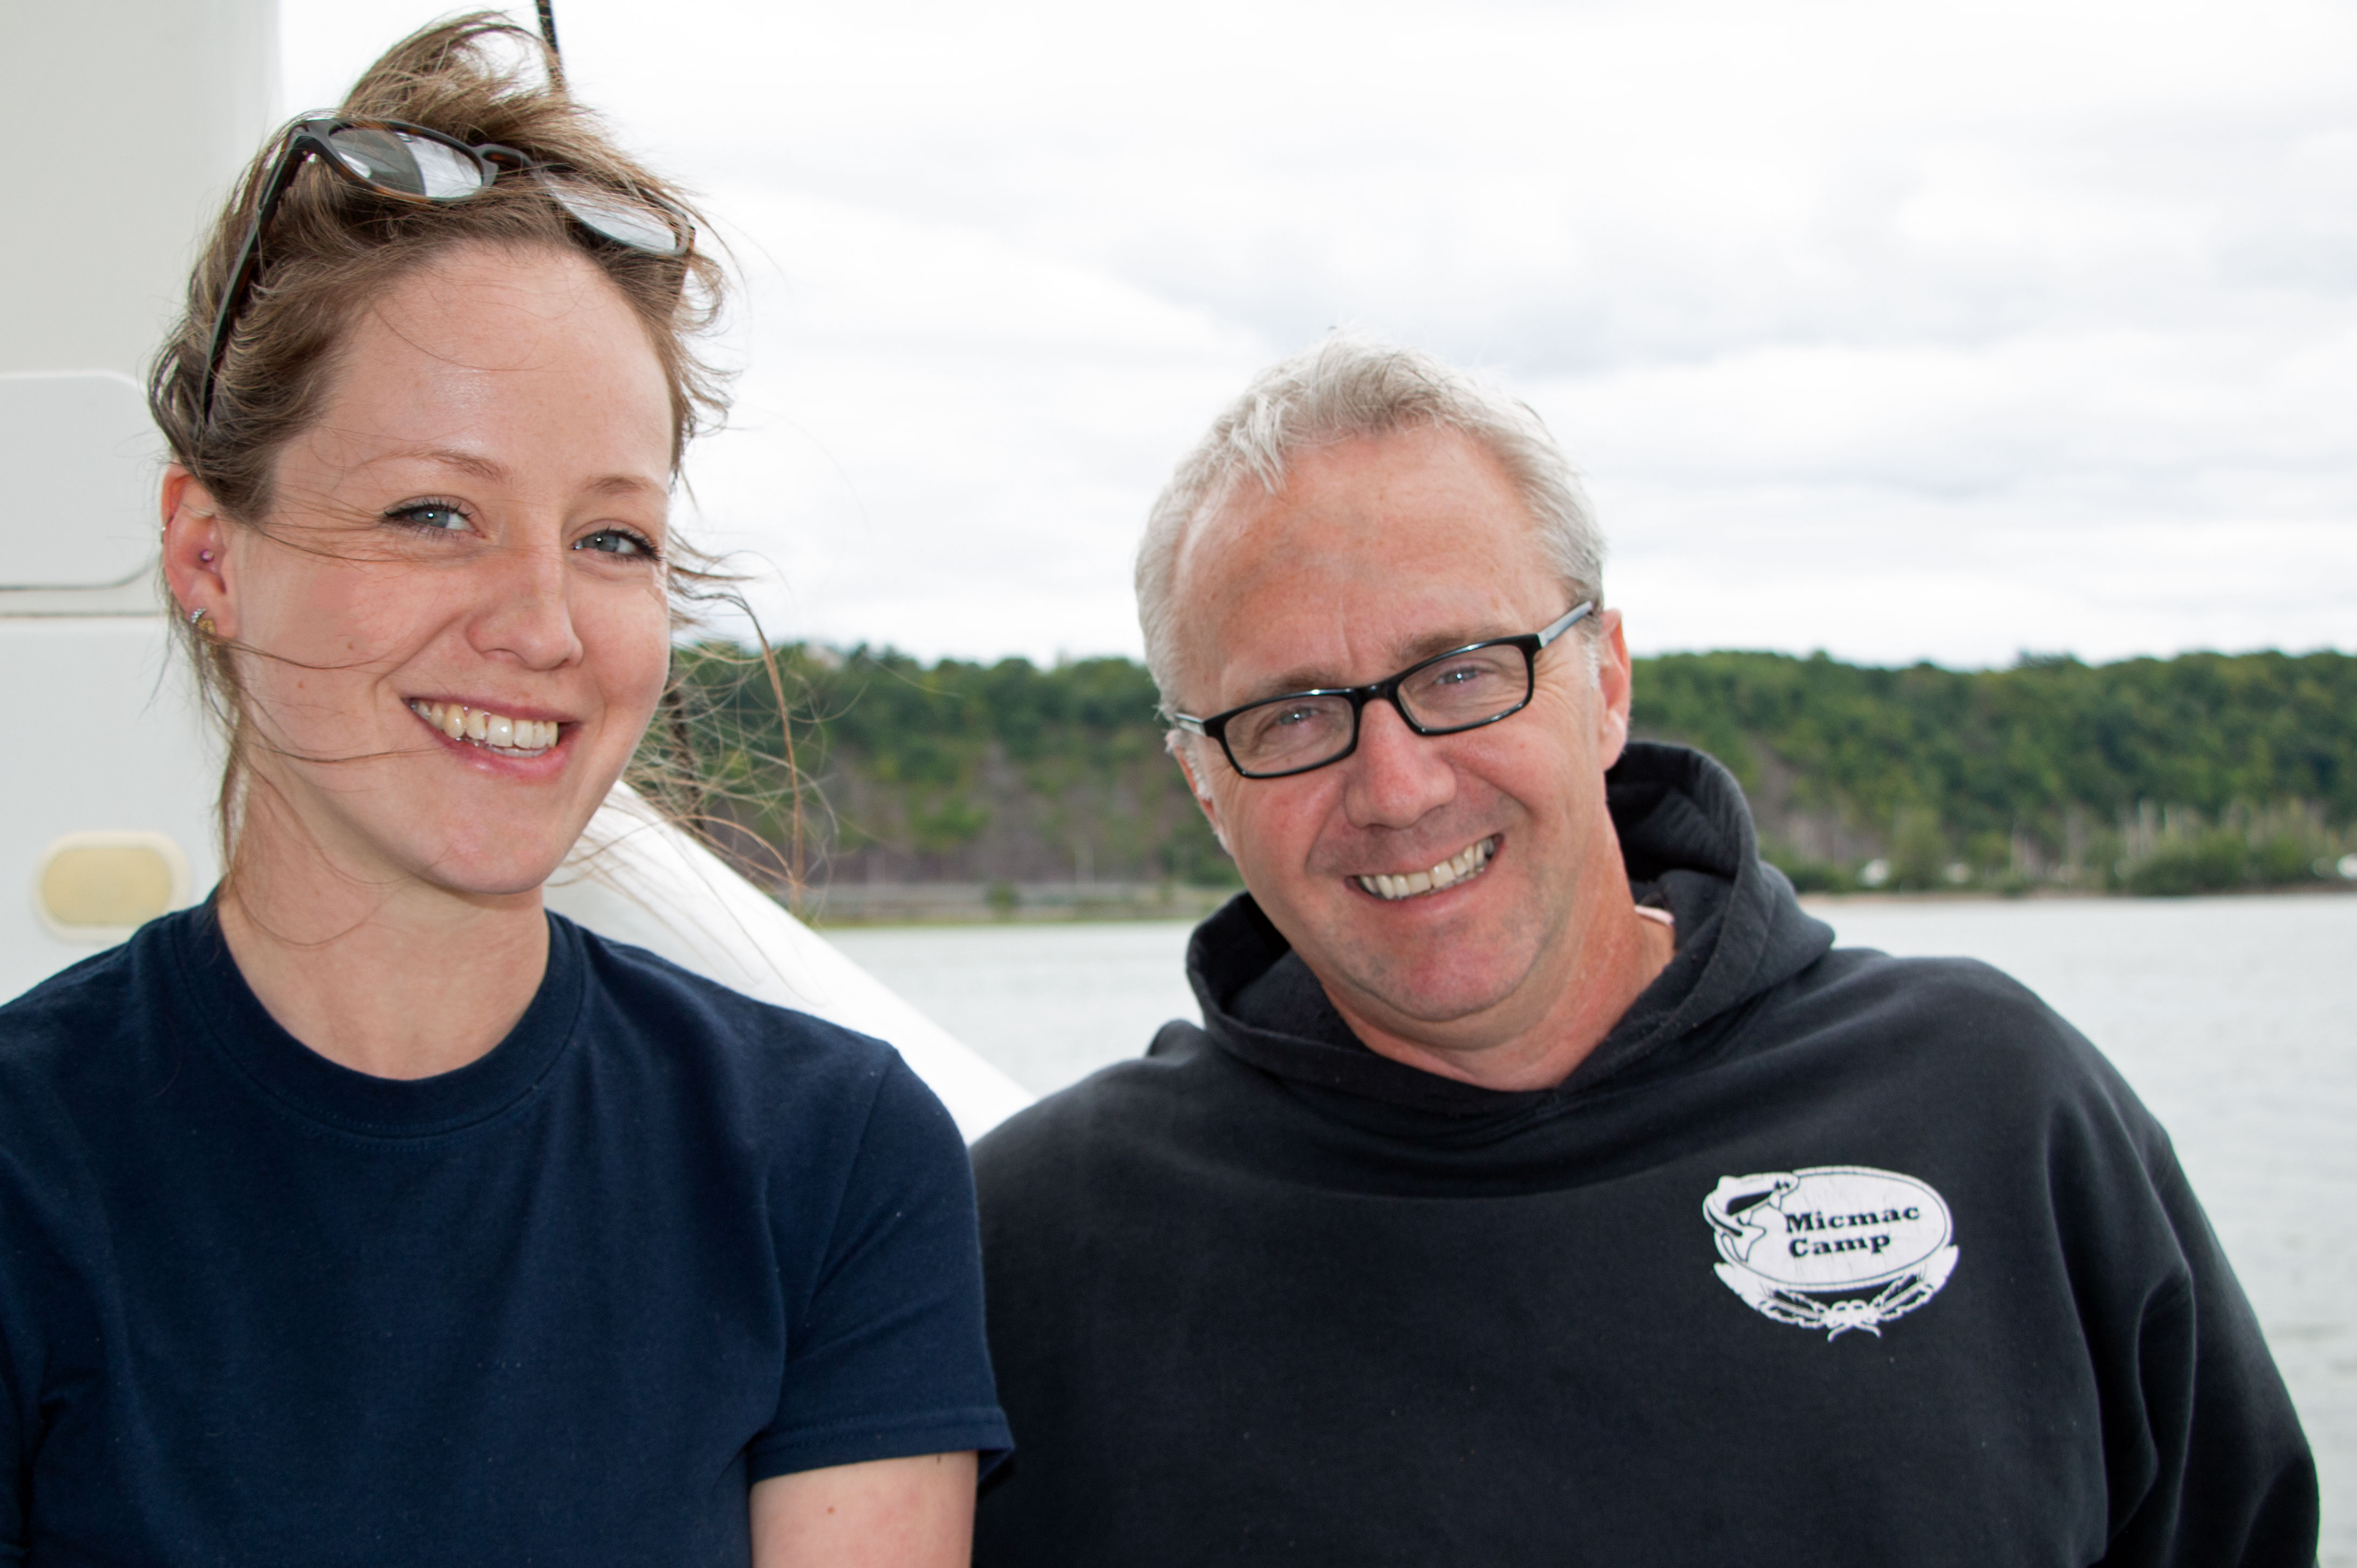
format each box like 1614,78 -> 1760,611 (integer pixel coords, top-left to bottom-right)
1184,742 -> 1833,1118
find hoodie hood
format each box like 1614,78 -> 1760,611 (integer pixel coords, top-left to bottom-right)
1182,741 -> 1833,1117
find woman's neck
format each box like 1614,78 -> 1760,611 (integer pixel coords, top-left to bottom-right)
215,821 -> 553,1082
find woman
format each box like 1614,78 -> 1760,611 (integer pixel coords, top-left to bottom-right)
0,17 -> 1006,1564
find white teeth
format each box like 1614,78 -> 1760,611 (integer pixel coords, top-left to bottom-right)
409,701 -> 559,756
1355,837 -> 1496,901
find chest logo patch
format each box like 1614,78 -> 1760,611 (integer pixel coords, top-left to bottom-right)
1704,1166 -> 1958,1340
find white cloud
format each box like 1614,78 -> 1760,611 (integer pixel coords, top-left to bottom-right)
281,0 -> 2357,666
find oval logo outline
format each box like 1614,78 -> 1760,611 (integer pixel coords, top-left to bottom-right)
1710,1164 -> 1952,1291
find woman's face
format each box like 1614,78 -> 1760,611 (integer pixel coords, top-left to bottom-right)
173,243 -> 677,901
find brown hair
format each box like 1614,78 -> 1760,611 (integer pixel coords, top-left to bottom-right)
149,12 -> 727,511
147,14 -> 805,888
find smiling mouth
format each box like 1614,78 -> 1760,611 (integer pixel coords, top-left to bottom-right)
1354,836 -> 1498,901
407,700 -> 562,758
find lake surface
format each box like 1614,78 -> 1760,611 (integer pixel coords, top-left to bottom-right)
831,892 -> 2357,1563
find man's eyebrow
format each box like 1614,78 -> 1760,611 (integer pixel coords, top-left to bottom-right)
1248,626 -> 1516,699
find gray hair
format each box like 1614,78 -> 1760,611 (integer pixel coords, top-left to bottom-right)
1135,334 -> 1606,715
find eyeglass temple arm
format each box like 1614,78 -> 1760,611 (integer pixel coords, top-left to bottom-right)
1535,600 -> 1597,647
536,1 -> 567,89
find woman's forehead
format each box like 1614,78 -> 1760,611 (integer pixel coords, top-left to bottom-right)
297,245 -> 673,493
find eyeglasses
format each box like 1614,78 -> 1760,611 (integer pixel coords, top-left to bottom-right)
1173,600 -> 1596,779
199,117 -> 692,428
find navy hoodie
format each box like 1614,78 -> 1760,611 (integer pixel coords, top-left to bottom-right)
972,742 -> 2317,1566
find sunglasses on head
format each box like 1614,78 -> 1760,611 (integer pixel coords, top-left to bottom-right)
199,116 -> 692,428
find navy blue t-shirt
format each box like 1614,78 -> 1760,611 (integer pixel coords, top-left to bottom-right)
0,905 -> 1009,1565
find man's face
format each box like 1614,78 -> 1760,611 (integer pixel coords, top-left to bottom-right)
1171,425 -> 1636,1053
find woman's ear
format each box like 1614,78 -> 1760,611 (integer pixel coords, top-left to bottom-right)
161,465 -> 233,636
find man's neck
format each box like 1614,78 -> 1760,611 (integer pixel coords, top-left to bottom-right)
1327,901 -> 1676,1092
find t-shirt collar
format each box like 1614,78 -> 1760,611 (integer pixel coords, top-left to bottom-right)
168,899 -> 588,1139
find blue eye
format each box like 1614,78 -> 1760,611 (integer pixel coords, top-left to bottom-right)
577,529 -> 658,560
386,500 -> 470,532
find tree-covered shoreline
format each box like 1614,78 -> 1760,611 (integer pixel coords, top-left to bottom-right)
661,644 -> 2356,899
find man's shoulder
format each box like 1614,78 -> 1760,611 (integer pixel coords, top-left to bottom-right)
1788,943 -> 2093,1058
1761,942 -> 2155,1141
972,1022 -> 1232,1184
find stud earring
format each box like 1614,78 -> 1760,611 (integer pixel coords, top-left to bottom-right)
189,606 -> 210,631
199,549 -> 215,563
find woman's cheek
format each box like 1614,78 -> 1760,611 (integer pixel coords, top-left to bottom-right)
595,589 -> 675,718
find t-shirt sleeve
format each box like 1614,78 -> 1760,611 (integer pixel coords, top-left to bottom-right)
0,1340 -> 22,1563
747,1055 -> 1012,1482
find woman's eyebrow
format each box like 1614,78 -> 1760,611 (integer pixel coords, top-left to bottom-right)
361,448 -> 665,498
583,473 -> 665,499
389,446 -> 508,481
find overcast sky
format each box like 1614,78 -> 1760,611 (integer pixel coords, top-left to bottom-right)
283,0 -> 2357,668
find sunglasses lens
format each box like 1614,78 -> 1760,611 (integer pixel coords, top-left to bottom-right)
325,126 -> 486,200
546,179 -> 687,256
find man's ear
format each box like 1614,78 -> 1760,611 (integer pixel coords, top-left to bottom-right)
161,465 -> 233,636
1170,734 -> 1234,857
1593,610 -> 1635,771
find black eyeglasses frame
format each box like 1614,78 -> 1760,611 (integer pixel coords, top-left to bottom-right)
197,116 -> 689,430
1173,599 -> 1597,780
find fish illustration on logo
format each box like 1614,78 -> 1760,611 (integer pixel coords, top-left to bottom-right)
1703,1166 -> 1959,1339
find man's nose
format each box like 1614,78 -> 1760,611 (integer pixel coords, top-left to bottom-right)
469,537 -> 583,670
1341,697 -> 1458,829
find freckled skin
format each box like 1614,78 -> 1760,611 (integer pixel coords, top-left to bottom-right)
174,243 -> 675,905
159,242 -> 676,1079
1170,426 -> 1670,1090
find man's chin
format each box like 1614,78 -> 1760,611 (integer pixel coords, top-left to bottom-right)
1316,944 -> 1539,1034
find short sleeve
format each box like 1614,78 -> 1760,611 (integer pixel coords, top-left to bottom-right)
0,1330 -> 22,1563
748,1056 -> 1012,1481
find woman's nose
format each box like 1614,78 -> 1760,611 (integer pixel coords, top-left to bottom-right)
468,537 -> 583,669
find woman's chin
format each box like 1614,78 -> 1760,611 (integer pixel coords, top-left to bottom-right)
393,828 -> 581,905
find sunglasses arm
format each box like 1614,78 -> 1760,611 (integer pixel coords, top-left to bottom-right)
198,132 -> 320,426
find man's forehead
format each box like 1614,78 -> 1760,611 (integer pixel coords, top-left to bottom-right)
1186,431 -> 1535,581
1172,427 -> 1560,698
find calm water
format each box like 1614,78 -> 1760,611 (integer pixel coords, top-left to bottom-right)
831,893 -> 2357,1562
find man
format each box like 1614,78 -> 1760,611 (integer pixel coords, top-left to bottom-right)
970,338 -> 2317,1565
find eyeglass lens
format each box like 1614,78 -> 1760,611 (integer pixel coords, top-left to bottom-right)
317,128 -> 681,255
545,180 -> 685,255
324,126 -> 487,200
1224,644 -> 1532,775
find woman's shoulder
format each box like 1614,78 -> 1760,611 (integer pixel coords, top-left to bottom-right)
555,914 -> 949,1131
0,914 -> 209,1188
0,913 -> 193,1070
